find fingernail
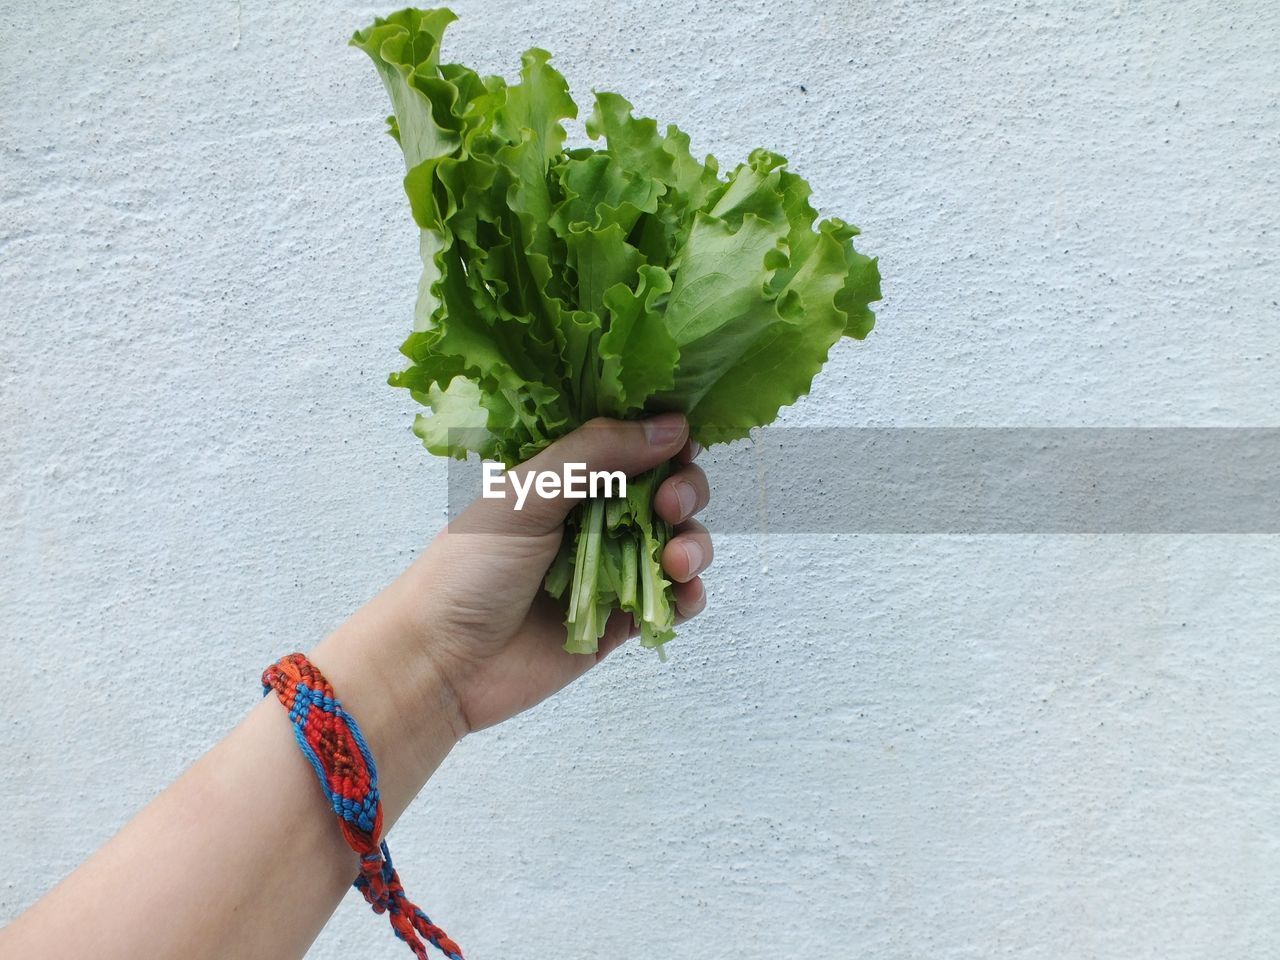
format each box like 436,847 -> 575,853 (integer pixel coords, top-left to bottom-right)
674,480 -> 697,520
682,540 -> 704,576
645,413 -> 686,447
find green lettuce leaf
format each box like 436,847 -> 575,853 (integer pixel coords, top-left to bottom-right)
352,8 -> 882,653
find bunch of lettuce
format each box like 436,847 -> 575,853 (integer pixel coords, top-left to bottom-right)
352,8 -> 881,655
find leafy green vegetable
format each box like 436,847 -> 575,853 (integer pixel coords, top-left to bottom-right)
352,8 -> 882,654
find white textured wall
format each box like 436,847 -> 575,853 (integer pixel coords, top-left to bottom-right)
3,1 -> 1279,957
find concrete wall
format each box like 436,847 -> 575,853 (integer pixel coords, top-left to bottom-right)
3,1 -> 1278,956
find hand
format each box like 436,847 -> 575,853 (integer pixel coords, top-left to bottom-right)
406,414 -> 713,735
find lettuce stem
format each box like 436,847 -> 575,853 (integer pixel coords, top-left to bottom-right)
565,496 -> 606,653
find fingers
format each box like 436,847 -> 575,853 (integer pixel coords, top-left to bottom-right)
458,413 -> 689,534
654,463 -> 709,525
672,576 -> 707,620
674,437 -> 702,465
662,518 -> 713,583
658,452 -> 711,622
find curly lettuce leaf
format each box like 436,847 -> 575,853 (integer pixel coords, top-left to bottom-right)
352,8 -> 883,651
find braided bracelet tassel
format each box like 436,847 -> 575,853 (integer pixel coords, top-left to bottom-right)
262,653 -> 463,960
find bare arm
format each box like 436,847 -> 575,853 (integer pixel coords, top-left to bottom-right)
1,415 -> 712,960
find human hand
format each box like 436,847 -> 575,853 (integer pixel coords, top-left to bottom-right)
403,414 -> 712,735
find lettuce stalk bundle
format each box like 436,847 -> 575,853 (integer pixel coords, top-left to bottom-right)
352,9 -> 882,654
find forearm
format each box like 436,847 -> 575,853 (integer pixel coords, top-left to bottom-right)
3,417 -> 710,958
2,559 -> 460,960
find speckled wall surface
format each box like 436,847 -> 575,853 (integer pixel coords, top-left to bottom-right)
3,2 -> 1279,956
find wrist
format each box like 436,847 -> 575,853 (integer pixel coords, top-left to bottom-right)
388,553 -> 475,741
306,573 -> 465,822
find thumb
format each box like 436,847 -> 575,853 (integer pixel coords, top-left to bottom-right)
459,413 -> 689,535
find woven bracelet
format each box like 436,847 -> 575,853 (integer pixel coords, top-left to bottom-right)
262,652 -> 463,960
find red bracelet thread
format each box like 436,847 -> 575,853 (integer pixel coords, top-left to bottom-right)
262,652 -> 463,960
